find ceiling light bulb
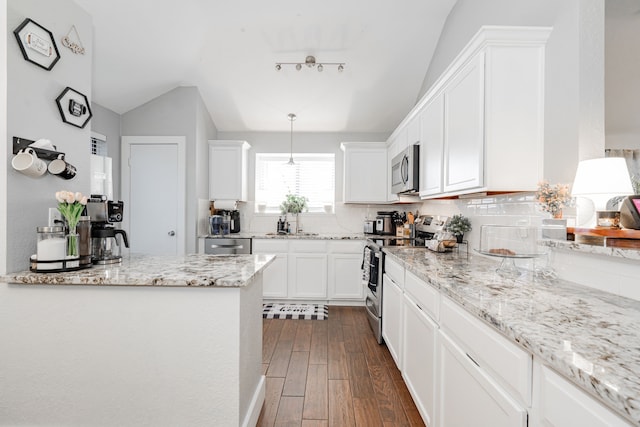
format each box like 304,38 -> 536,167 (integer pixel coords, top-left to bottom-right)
296,63 -> 301,71
338,64 -> 344,72
275,64 -> 281,71
317,64 -> 324,72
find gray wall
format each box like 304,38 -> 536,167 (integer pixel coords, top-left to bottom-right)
605,2 -> 640,149
6,0 -> 93,272
121,86 -> 217,253
417,0 -> 605,184
90,103 -> 121,199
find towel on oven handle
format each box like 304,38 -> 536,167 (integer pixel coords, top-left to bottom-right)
361,247 -> 371,285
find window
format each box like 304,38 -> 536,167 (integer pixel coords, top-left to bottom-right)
255,153 -> 335,213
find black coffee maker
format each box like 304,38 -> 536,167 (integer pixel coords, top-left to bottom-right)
86,195 -> 129,264
216,209 -> 241,233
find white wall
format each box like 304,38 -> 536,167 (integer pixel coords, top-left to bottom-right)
6,0 -> 93,272
121,86 -> 217,253
1,0 -> 8,276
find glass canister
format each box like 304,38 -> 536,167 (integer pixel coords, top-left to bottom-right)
36,226 -> 66,270
77,216 -> 92,266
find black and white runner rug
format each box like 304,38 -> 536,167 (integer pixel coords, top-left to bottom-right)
263,303 -> 328,320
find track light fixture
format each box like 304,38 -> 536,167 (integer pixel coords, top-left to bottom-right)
275,55 -> 345,73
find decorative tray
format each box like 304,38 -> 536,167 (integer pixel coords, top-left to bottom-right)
29,255 -> 91,273
476,249 -> 547,259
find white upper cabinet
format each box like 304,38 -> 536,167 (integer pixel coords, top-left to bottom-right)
443,53 -> 486,193
341,142 -> 388,204
208,140 -> 250,201
419,94 -> 445,197
401,26 -> 551,199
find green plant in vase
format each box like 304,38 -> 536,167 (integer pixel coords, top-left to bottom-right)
55,191 -> 88,258
280,193 -> 308,233
445,214 -> 472,243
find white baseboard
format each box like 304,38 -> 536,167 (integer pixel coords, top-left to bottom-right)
242,375 -> 265,427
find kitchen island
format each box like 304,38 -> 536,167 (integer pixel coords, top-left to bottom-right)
0,253 -> 274,427
384,246 -> 640,426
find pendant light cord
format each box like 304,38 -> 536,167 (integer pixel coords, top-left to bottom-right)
288,113 -> 296,165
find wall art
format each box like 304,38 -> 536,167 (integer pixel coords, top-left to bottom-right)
13,18 -> 61,71
61,25 -> 85,55
55,87 -> 93,129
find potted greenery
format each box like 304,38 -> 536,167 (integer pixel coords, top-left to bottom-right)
446,214 -> 472,243
280,193 -> 308,233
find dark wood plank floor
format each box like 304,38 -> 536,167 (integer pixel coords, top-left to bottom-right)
258,306 -> 426,427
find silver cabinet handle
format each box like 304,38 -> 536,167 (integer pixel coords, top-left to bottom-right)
168,231 -> 176,236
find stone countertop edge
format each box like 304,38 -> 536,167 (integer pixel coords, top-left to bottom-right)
4,254 -> 275,288
200,232 -> 367,240
383,246 -> 640,426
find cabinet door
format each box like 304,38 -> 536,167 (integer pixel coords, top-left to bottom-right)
403,294 -> 438,427
438,331 -> 527,427
289,253 -> 328,299
419,93 -> 444,197
328,253 -> 364,300
262,254 -> 288,298
443,54 -> 485,193
382,274 -> 403,369
342,143 -> 388,203
386,139 -> 399,202
208,141 -> 249,201
532,363 -> 631,427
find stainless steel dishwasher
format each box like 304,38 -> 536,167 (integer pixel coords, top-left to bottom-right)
204,238 -> 251,254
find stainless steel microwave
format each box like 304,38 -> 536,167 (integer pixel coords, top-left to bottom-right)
391,145 -> 419,194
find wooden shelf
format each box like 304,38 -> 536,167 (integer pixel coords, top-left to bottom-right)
567,227 -> 640,249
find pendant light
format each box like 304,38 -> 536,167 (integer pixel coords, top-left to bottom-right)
287,113 -> 296,165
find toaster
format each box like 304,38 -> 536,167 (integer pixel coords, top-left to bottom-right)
363,220 -> 376,234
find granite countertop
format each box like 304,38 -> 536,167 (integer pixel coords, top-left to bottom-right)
384,247 -> 640,425
5,253 -> 275,287
201,232 -> 366,240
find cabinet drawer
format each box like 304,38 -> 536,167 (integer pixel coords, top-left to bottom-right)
440,297 -> 531,407
384,256 -> 404,287
252,239 -> 288,253
405,270 -> 439,321
328,240 -> 364,254
289,240 -> 328,253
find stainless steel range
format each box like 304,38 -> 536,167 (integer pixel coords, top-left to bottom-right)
362,215 -> 447,344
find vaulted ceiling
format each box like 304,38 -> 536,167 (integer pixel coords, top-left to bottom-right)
74,0 -> 456,132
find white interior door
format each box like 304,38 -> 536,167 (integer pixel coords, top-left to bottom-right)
122,136 -> 186,256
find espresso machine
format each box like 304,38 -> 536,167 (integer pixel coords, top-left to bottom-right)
86,195 -> 129,264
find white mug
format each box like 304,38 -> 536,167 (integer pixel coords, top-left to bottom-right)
11,148 -> 46,178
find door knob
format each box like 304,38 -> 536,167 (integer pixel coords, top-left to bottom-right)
168,230 -> 176,236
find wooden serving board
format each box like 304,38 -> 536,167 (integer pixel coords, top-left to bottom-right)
567,227 -> 640,249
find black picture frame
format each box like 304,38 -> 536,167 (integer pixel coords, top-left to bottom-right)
13,18 -> 61,71
55,87 -> 93,129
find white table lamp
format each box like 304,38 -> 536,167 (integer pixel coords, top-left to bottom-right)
571,157 -> 634,227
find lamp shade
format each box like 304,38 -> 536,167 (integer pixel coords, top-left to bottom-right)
571,157 -> 633,212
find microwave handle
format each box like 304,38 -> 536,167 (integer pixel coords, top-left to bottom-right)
401,154 -> 409,184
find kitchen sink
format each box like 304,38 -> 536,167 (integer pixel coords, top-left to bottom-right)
264,232 -> 319,237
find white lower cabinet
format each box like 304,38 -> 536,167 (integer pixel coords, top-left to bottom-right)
252,239 -> 288,299
289,252 -> 328,299
402,293 -> 438,427
531,362 -> 632,427
328,253 -> 363,300
255,239 -> 364,302
438,330 -> 528,427
381,273 -> 403,368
